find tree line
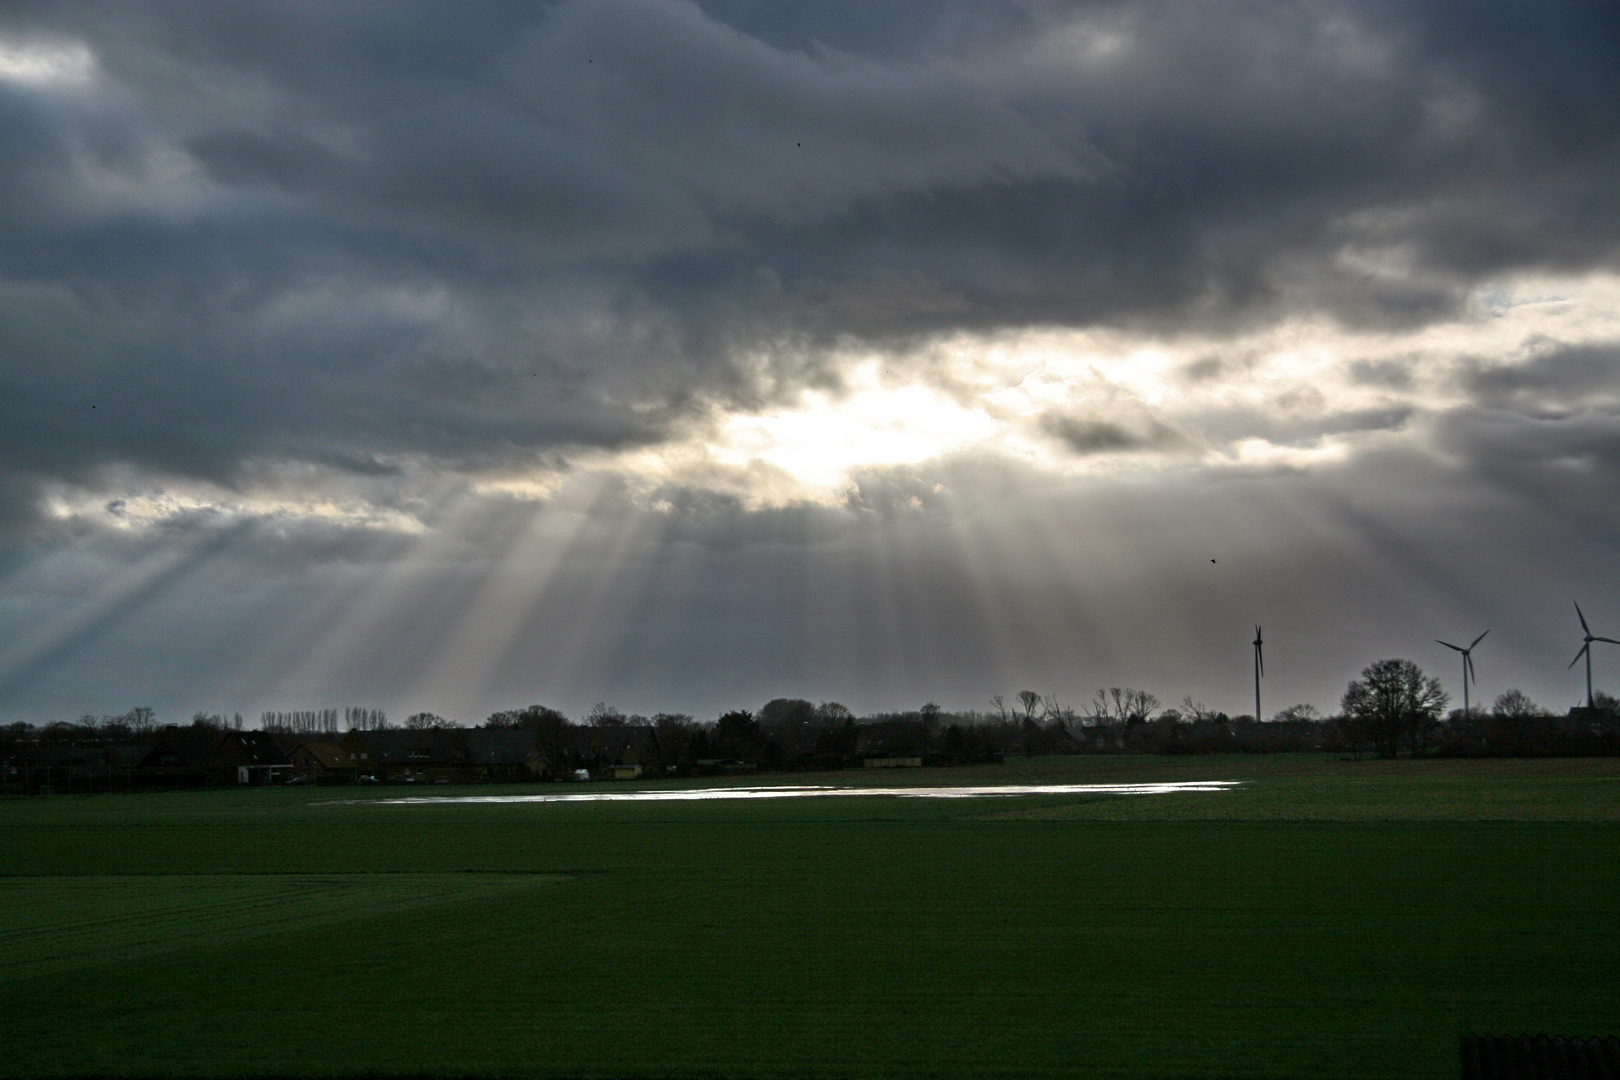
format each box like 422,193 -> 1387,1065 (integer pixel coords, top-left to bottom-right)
3,656 -> 1617,764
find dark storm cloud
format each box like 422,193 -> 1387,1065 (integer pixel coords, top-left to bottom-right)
1433,404 -> 1620,544
1039,412 -> 1185,455
1465,342 -> 1620,415
1348,358 -> 1416,390
0,0 -> 1616,531
1437,339 -> 1620,533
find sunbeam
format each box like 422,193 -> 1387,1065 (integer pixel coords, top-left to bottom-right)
0,522 -> 251,707
266,490 -> 517,707
405,501 -> 594,713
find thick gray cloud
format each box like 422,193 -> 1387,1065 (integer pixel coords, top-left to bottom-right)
0,2 -> 1615,497
1039,412 -> 1186,455
0,1 -> 1618,720
1466,342 -> 1620,414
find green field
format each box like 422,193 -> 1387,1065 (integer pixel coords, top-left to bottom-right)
1,756 -> 1616,1079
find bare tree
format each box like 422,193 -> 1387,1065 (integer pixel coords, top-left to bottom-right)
404,712 -> 458,729
1041,694 -> 1077,727
1087,688 -> 1161,724
1122,689 -> 1160,723
1180,697 -> 1217,723
816,702 -> 854,724
1491,689 -> 1547,719
345,706 -> 389,730
1017,690 -> 1042,723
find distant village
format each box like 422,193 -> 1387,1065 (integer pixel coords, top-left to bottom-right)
4,673 -> 1619,795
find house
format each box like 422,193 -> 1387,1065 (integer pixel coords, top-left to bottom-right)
12,742 -> 150,793
338,729 -> 476,784
235,731 -> 292,784
289,740 -> 356,783
139,727 -> 292,786
463,729 -> 542,782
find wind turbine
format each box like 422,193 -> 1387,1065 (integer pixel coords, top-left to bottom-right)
1436,630 -> 1488,718
1570,603 -> 1620,709
1252,625 -> 1264,722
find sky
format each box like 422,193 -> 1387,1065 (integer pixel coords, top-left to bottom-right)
0,0 -> 1618,726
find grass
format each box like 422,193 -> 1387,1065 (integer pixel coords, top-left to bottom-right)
0,756 -> 1615,1078
0,873 -> 570,980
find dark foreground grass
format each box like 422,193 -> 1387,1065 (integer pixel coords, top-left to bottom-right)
0,757 -> 1615,1079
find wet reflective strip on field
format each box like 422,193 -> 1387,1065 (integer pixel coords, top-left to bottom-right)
356,781 -> 1242,805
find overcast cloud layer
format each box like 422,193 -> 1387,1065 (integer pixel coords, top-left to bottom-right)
1,1 -> 1618,723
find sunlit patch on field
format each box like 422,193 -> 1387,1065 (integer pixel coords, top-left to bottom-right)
365,780 -> 1242,805
0,873 -> 571,980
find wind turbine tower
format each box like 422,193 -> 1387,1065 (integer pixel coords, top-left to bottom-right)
1436,630 -> 1488,718
1570,603 -> 1620,709
1252,625 -> 1264,722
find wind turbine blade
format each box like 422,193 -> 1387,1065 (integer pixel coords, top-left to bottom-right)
1466,653 -> 1476,684
1570,644 -> 1590,669
1470,629 -> 1490,649
1437,640 -> 1464,652
1594,636 -> 1620,645
1576,602 -> 1591,635
1258,647 -> 1264,678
